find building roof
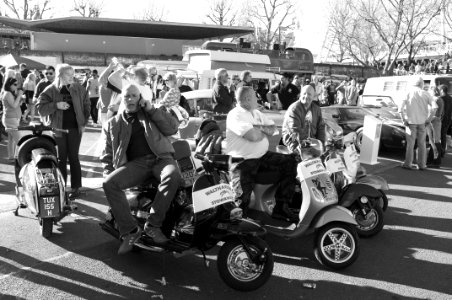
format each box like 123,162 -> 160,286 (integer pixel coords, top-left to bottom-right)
0,16 -> 254,40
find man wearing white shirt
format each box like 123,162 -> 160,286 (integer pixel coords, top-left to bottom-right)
399,76 -> 437,170
226,87 -> 298,221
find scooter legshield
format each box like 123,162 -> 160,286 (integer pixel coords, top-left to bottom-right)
339,183 -> 382,208
313,205 -> 357,228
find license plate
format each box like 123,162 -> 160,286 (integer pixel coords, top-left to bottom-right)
39,196 -> 60,218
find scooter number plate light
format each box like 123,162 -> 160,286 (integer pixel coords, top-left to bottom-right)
39,196 -> 60,218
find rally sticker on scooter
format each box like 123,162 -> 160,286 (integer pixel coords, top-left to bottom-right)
297,158 -> 328,180
325,158 -> 346,173
192,183 -> 235,213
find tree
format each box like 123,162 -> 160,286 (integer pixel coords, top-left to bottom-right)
205,0 -> 238,26
355,0 -> 443,75
137,2 -> 168,22
72,0 -> 103,18
326,0 -> 385,66
245,0 -> 296,50
1,0 -> 51,20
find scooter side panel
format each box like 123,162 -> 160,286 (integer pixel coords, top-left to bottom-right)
339,184 -> 382,207
357,174 -> 389,191
312,205 -> 357,228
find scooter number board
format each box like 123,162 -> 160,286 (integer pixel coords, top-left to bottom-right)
192,183 -> 235,213
297,158 -> 337,203
297,158 -> 328,180
39,196 -> 60,218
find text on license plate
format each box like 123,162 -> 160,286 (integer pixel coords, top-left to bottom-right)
39,196 -> 60,218
181,170 -> 196,187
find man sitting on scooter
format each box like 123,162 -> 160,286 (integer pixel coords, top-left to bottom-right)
101,84 -> 182,255
226,86 -> 298,221
282,85 -> 326,151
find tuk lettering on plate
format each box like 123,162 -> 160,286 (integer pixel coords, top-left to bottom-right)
192,184 -> 235,213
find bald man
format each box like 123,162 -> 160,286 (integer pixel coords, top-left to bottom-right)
282,85 -> 326,152
101,84 -> 181,254
226,86 -> 298,221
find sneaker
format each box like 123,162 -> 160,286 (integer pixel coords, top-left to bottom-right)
118,226 -> 142,255
144,223 -> 169,244
401,164 -> 416,170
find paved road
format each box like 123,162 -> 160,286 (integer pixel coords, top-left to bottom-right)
0,125 -> 451,299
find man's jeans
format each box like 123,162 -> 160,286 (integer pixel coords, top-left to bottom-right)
441,118 -> 451,155
404,124 -> 427,168
103,155 -> 181,237
230,151 -> 297,213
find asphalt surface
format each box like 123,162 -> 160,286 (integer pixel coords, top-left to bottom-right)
0,125 -> 451,300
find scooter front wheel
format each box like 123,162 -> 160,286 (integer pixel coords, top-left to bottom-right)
315,222 -> 359,270
217,237 -> 273,291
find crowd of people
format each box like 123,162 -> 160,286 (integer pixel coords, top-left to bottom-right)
1,59 -> 450,254
394,59 -> 452,76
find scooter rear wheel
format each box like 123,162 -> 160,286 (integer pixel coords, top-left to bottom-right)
315,222 -> 359,270
217,237 -> 273,291
40,218 -> 53,238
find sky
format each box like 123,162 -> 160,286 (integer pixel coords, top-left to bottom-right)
16,0 -> 332,55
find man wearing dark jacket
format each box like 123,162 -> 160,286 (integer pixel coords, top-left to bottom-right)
439,84 -> 452,156
212,68 -> 235,114
282,85 -> 326,152
101,84 -> 181,254
271,73 -> 299,110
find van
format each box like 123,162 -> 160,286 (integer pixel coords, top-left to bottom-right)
183,50 -> 279,90
362,74 -> 452,108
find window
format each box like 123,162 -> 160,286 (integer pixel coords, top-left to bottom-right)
340,108 -> 365,121
435,78 -> 452,95
383,81 -> 395,91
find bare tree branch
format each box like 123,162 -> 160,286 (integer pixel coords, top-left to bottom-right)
72,0 -> 103,18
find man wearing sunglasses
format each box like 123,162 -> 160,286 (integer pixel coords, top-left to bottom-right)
34,66 -> 55,102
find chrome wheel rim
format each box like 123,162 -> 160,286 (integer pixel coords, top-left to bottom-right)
353,208 -> 378,231
320,227 -> 356,264
226,245 -> 263,282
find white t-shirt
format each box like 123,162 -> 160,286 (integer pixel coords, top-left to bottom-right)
226,106 -> 274,159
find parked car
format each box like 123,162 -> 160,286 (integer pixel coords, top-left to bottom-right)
321,105 -> 406,151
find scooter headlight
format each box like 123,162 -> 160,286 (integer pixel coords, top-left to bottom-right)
230,207 -> 243,220
360,196 -> 369,204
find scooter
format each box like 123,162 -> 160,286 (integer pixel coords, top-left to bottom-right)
100,140 -> 274,291
14,122 -> 75,238
323,132 -> 385,237
248,137 -> 360,270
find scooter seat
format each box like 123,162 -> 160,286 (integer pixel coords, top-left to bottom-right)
31,148 -> 57,165
255,171 -> 279,185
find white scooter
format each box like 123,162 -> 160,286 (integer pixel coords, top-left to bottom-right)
248,137 -> 360,270
323,132 -> 385,237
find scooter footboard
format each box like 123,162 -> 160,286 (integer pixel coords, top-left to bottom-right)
312,205 -> 357,229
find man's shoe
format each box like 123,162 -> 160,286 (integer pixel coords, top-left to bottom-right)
272,203 -> 299,222
118,226 -> 142,255
144,223 -> 169,244
68,188 -> 81,199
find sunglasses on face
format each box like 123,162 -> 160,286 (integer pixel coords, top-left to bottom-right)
45,72 -> 54,75
12,83 -> 18,86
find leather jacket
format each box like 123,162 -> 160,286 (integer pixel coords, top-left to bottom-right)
100,106 -> 179,173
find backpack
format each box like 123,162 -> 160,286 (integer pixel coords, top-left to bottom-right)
194,119 -> 223,155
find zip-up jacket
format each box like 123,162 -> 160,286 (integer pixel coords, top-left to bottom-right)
100,106 -> 179,173
36,82 -> 90,136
